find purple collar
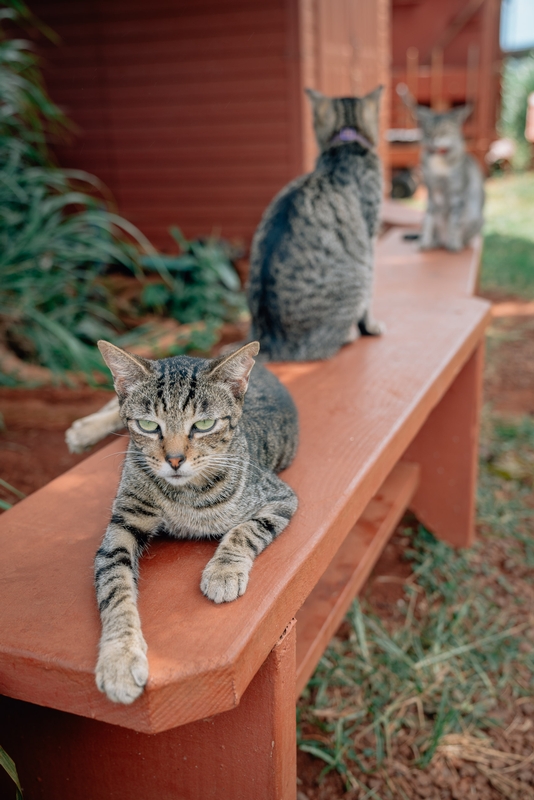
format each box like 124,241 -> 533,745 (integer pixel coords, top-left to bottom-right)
328,127 -> 373,150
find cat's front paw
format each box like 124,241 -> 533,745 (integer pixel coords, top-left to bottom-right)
201,555 -> 252,603
96,636 -> 149,704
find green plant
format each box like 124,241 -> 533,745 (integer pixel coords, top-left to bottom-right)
140,227 -> 246,326
0,745 -> 23,799
481,172 -> 534,298
298,411 -> 534,790
0,138 -> 160,381
499,53 -> 534,169
0,2 -> 161,382
0,1 -> 246,384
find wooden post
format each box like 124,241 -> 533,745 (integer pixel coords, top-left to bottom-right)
402,342 -> 484,549
0,623 -> 297,800
430,46 -> 445,111
406,46 -> 419,128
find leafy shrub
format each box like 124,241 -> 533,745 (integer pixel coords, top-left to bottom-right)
0,1 -> 245,384
500,53 -> 534,169
140,227 -> 245,324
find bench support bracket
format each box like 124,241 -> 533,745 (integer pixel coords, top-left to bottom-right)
403,341 -> 484,548
0,622 -> 297,800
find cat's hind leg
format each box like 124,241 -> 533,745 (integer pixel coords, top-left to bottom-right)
66,396 -> 122,453
419,209 -> 437,250
201,478 -> 297,603
344,323 -> 360,344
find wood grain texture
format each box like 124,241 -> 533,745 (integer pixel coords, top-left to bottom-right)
403,342 -> 484,548
0,623 -> 297,800
377,228 -> 483,299
0,236 -> 490,733
381,199 -> 424,228
295,461 -> 420,696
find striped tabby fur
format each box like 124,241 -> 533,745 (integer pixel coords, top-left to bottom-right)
247,86 -> 384,362
94,340 -> 298,704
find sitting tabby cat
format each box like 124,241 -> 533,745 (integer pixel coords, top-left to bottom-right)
407,96 -> 484,251
247,85 -> 385,361
94,340 -> 298,704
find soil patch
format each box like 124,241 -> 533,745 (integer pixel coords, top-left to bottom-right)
0,387 -> 115,504
484,315 -> 534,415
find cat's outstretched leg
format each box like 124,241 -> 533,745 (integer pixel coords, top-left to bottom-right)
94,504 -> 157,703
444,200 -> 464,252
358,310 -> 386,336
201,479 -> 297,603
419,210 -> 437,250
66,396 -> 122,453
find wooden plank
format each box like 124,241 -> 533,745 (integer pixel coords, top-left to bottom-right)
295,461 -> 419,696
381,199 -> 424,228
404,342 -> 484,548
0,623 -> 297,800
376,228 -> 483,299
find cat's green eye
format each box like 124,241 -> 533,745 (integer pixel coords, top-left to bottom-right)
193,418 -> 216,432
137,419 -> 159,433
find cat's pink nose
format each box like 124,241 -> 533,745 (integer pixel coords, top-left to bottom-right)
166,454 -> 185,470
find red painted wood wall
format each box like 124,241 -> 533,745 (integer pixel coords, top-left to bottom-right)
30,0 -> 389,251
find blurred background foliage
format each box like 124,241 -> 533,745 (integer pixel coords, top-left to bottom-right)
0,0 -> 246,387
499,52 -> 534,169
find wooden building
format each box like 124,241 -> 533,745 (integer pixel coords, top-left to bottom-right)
31,0 -> 389,251
389,0 -> 502,178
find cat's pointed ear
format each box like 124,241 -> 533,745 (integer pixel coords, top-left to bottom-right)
208,341 -> 260,399
450,104 -> 472,125
98,340 -> 153,398
305,88 -> 336,149
305,87 -> 328,111
397,82 -> 416,112
360,84 -> 383,146
413,104 -> 434,132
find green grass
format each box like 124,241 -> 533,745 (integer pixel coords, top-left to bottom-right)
0,746 -> 23,800
298,411 -> 534,792
480,173 -> 534,298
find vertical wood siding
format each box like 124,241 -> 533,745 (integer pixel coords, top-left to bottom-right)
31,0 -> 390,249
295,0 -> 390,173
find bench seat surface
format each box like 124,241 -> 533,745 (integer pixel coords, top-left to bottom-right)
0,230 -> 490,733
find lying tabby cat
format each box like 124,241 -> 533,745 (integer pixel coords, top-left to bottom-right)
247,85 -> 385,361
94,340 -> 298,704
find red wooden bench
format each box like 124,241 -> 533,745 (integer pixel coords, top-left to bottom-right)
0,226 -> 489,800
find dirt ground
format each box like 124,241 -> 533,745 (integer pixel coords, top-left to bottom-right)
0,310 -> 533,800
297,310 -> 534,800
0,387 -> 115,506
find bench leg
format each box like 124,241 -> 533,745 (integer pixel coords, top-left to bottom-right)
402,341 -> 484,548
0,622 -> 297,800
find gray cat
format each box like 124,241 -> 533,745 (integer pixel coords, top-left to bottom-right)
94,340 -> 298,704
247,86 -> 385,362
412,102 -> 484,251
